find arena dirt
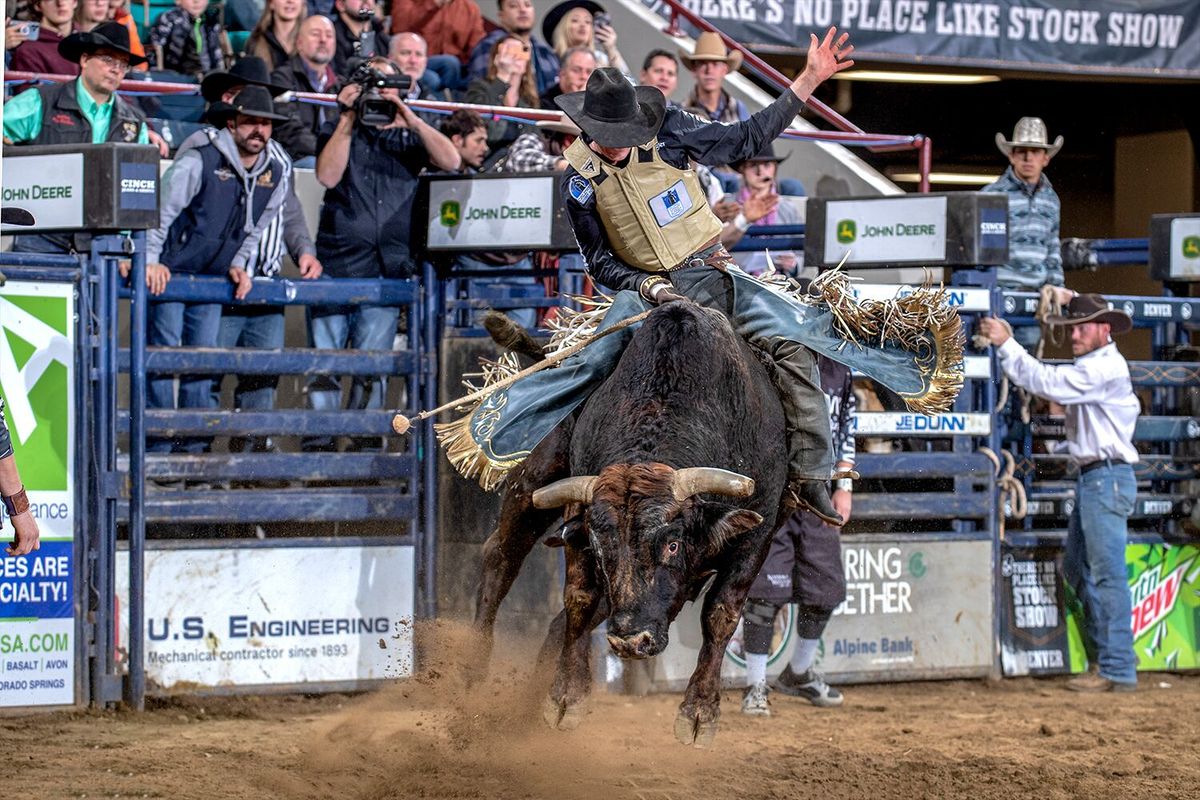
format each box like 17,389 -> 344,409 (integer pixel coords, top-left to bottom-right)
3,621 -> 1197,800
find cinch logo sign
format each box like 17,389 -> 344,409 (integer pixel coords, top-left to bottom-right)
439,200 -> 461,227
1183,235 -> 1200,259
836,219 -> 856,243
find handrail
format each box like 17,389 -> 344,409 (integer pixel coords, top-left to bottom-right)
653,0 -> 932,191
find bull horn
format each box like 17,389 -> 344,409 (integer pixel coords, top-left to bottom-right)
672,468 -> 755,502
532,476 -> 599,508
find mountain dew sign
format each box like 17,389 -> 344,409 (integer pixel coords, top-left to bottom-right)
1001,543 -> 1200,676
0,280 -> 76,707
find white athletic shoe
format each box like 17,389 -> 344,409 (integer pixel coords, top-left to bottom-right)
741,681 -> 771,716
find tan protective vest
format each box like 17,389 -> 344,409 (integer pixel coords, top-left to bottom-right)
565,138 -> 722,273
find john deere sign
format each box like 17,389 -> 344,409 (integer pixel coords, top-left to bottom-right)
0,280 -> 76,708
426,175 -> 555,249
1149,214 -> 1200,281
823,196 -> 948,264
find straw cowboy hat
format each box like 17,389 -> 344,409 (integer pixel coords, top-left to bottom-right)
555,67 -> 666,148
679,31 -> 743,72
59,20 -> 149,67
536,117 -> 582,137
1044,293 -> 1132,335
995,116 -> 1063,158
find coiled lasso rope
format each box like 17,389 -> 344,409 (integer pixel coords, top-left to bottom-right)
979,446 -> 1027,540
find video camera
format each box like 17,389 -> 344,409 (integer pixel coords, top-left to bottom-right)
347,59 -> 413,127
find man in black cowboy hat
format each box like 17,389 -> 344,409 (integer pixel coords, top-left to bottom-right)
555,27 -> 855,524
143,85 -> 294,458
4,20 -> 151,254
979,293 -> 1141,693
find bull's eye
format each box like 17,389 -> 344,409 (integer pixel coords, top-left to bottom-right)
666,540 -> 680,557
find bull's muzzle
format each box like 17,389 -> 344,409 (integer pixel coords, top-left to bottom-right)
606,630 -> 662,659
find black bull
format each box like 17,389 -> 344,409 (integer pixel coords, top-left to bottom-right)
471,301 -> 792,746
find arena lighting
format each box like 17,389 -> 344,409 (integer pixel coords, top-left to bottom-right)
834,70 -> 1001,84
890,172 -> 999,185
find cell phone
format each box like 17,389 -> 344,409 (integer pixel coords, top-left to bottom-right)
11,21 -> 40,41
593,12 -> 612,30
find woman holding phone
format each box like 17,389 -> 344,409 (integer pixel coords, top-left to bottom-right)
543,0 -> 627,74
464,35 -> 539,152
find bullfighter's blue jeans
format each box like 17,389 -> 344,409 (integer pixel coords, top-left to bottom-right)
147,301 -> 222,454
1063,461 -> 1137,684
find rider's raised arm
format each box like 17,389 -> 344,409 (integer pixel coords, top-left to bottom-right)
660,93 -> 804,170
563,168 -> 650,294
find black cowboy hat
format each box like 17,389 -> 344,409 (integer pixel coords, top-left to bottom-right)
541,0 -> 605,44
201,56 -> 288,103
208,85 -> 290,124
554,68 -> 666,148
733,142 -> 789,170
59,21 -> 149,67
1,207 -> 35,226
1044,293 -> 1132,335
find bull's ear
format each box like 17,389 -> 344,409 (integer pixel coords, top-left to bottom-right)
696,504 -> 764,555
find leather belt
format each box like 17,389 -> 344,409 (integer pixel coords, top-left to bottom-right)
671,237 -> 730,272
1079,458 -> 1128,475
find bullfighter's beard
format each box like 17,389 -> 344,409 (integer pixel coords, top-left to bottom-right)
435,267 -> 964,491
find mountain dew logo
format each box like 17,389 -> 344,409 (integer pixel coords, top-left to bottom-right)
1183,235 -> 1200,259
440,200 -> 461,227
836,219 -> 857,244
1130,555 -> 1195,642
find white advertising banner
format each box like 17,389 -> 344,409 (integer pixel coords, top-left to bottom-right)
116,546 -> 415,690
1169,217 -> 1200,279
851,283 -> 992,312
0,280 -> 76,707
824,196 -> 948,264
851,412 -> 992,436
0,154 -> 85,232
653,539 -> 994,688
427,176 -> 555,249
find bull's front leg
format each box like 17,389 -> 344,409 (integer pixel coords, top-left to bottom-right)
675,570 -> 755,747
543,544 -> 602,731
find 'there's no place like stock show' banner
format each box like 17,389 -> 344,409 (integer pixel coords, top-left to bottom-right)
645,1 -> 1200,79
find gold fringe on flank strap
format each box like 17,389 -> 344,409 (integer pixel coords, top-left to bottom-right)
801,268 -> 965,415
432,353 -> 526,491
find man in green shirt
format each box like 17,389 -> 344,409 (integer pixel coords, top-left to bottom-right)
4,21 -> 150,253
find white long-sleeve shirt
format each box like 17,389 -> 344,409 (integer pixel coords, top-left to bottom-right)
997,338 -> 1140,465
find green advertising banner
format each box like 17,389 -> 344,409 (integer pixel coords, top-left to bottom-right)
1002,543 -> 1200,676
0,279 -> 76,707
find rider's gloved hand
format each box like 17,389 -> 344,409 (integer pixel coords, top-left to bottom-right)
640,277 -> 686,305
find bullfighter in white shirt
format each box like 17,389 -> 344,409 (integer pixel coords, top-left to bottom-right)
979,291 -> 1140,693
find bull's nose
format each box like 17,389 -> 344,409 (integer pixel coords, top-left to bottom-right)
607,631 -> 656,659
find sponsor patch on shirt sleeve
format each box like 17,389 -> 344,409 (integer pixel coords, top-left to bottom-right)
568,175 -> 594,205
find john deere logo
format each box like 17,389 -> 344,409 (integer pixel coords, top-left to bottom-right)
1183,235 -> 1200,259
439,200 -> 461,227
836,219 -> 856,243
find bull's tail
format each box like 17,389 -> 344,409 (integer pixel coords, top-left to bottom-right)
482,311 -> 546,362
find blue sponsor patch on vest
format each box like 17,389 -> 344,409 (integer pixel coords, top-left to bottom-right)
568,175 -> 594,204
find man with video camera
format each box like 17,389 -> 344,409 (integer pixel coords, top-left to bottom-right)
304,55 -> 459,452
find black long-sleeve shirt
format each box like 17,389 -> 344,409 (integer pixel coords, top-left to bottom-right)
563,90 -> 805,293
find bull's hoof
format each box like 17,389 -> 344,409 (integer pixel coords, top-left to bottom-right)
542,694 -> 586,731
673,713 -> 718,748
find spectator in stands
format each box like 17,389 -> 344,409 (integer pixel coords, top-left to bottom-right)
502,115 -> 574,172
538,44 -> 593,109
389,32 -> 450,124
389,0 -> 484,94
979,293 -> 1140,693
149,0 -> 226,78
9,0 -> 79,75
307,0 -> 333,18
72,0 -> 105,31
4,22 -> 150,254
331,0 -> 387,78
144,86 -> 292,459
741,351 -> 855,716
106,0 -> 145,62
465,35 -> 538,152
467,0 -> 558,96
983,117 -> 1065,347
270,14 -> 336,165
639,48 -> 677,103
305,55 -> 459,451
0,392 -> 41,557
246,0 -> 307,72
720,143 -> 802,276
681,31 -> 748,123
440,108 -> 488,172
542,0 -> 626,73
201,54 -> 288,108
